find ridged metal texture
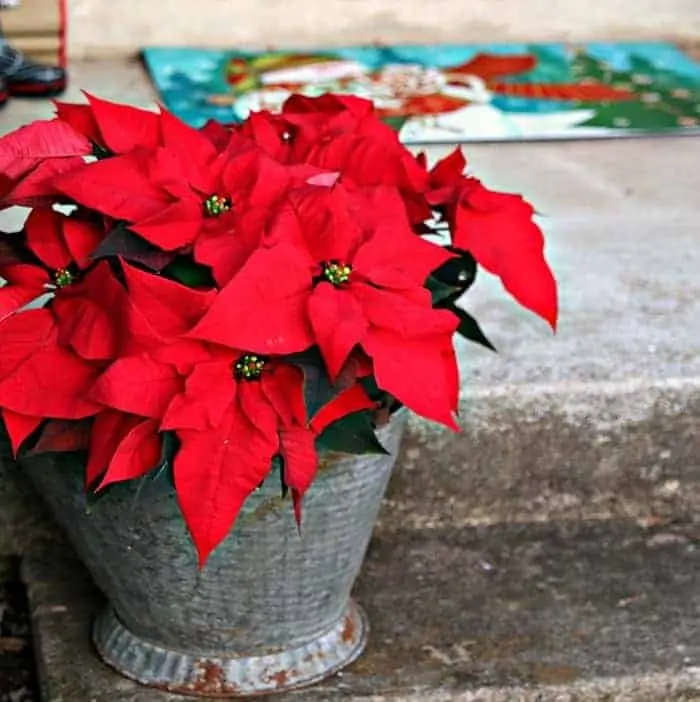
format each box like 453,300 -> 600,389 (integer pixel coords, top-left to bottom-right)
24,410 -> 407,697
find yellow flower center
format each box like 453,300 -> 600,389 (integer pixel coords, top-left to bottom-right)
204,194 -> 232,217
234,354 -> 265,381
322,261 -> 352,286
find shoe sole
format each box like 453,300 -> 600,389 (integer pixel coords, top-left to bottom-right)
7,77 -> 67,98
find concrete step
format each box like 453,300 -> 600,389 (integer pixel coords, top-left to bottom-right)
20,517 -> 700,701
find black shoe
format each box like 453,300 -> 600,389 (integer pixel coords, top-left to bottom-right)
0,76 -> 7,108
0,44 -> 67,98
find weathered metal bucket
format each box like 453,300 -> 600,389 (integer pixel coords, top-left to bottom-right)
23,409 -> 407,697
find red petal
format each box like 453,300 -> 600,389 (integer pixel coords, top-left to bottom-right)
91,354 -> 183,419
54,101 -> 102,144
0,281 -> 47,322
175,405 -> 278,567
308,283 -> 367,379
199,120 -> 233,150
25,209 -> 72,270
2,409 -> 41,456
150,339 -> 214,375
0,344 -> 102,419
309,383 -> 375,434
86,94 -> 161,154
363,329 -> 460,430
86,410 -> 144,487
63,217 -> 104,269
453,184 -> 558,329
53,296 -> 117,361
236,382 -> 279,444
194,206 -> 270,286
0,120 -> 90,180
352,283 -> 458,337
130,199 -> 203,250
121,260 -> 216,339
427,148 -> 466,205
189,244 -> 314,354
55,154 -> 168,223
279,424 -> 318,494
160,109 -> 216,170
353,229 -> 454,289
0,309 -> 56,380
0,264 -> 50,288
161,361 -> 235,431
501,252 -> 558,331
292,489 -> 303,531
261,364 -> 306,427
30,418 -> 91,455
2,157 -> 86,208
98,418 -> 161,491
53,262 -> 124,360
287,186 -> 363,263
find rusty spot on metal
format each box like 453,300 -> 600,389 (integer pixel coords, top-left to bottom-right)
341,614 -> 356,644
156,659 -> 243,697
269,669 -> 291,688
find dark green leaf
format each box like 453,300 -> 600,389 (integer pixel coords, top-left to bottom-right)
163,256 -> 216,288
426,275 -> 462,305
360,375 -> 382,402
289,349 -> 343,419
316,410 -> 389,456
434,251 -> 477,292
382,115 -> 409,132
127,432 -> 178,508
150,431 -> 178,485
428,248 -> 478,307
449,304 -> 496,352
274,455 -> 288,499
91,224 -> 176,271
91,142 -> 113,160
359,375 -> 400,416
0,231 -> 40,267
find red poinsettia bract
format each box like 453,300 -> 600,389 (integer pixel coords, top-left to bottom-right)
0,91 -> 558,568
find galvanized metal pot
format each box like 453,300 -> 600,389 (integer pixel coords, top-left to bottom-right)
23,410 -> 407,697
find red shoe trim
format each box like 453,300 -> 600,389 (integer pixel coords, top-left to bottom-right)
8,78 -> 67,96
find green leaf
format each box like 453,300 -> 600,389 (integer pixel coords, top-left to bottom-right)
163,256 -> 216,288
360,375 -> 401,413
449,304 -> 496,352
428,249 -> 478,305
92,224 -> 175,271
91,142 -> 113,160
382,115 -> 409,132
316,410 -> 389,456
289,348 -> 342,419
144,430 -> 178,487
426,275 -> 462,305
434,251 -> 477,292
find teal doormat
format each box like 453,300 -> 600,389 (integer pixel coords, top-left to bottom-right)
142,42 -> 700,142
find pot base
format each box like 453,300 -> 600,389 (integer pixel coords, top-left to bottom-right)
93,599 -> 368,697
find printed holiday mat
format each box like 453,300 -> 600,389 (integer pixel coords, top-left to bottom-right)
142,42 -> 700,143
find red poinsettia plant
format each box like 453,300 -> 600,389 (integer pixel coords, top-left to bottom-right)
0,93 -> 557,566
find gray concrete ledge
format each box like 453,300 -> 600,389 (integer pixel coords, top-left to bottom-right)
21,516 -> 700,701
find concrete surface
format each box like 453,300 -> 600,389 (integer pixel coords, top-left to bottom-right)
2,60 -> 700,700
64,0 -> 700,59
21,519 -> 700,701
